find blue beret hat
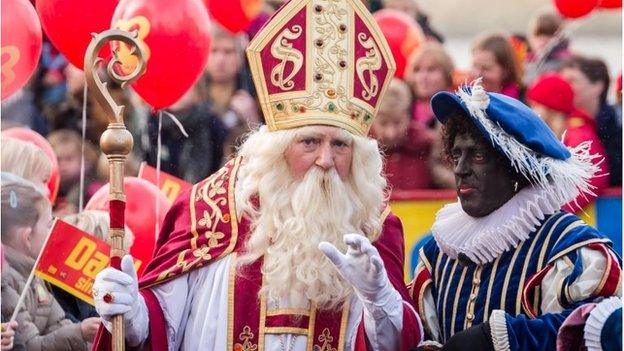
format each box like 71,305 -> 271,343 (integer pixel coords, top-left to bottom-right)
431,88 -> 571,160
428,80 -> 600,209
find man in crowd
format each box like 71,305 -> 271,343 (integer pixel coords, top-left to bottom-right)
410,81 -> 620,350
91,0 -> 423,350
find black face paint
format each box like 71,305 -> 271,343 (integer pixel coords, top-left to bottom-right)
450,132 -> 519,217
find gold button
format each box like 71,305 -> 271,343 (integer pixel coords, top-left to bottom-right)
469,293 -> 477,300
473,278 -> 480,284
466,314 -> 474,320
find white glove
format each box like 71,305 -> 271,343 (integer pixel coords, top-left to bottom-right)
320,234 -> 404,350
93,255 -> 148,346
318,234 -> 398,310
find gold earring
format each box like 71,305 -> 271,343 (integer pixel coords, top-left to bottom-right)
514,181 -> 519,193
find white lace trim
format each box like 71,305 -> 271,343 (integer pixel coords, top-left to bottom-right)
584,297 -> 622,351
489,310 -> 510,351
432,185 -> 568,264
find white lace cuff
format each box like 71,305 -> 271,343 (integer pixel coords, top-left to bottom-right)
489,309 -> 510,351
584,297 -> 622,351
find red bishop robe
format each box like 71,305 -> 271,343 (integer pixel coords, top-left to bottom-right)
93,156 -> 423,350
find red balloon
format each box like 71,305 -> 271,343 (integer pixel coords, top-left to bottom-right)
599,0 -> 622,9
373,9 -> 424,79
1,0 -> 42,100
36,0 -> 117,70
554,0 -> 600,18
205,0 -> 264,34
1,128 -> 60,204
111,0 -> 212,109
85,177 -> 171,276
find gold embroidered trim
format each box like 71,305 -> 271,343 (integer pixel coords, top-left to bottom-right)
315,328 -> 338,351
336,298 -> 351,351
234,326 -> 258,351
264,327 -> 308,335
266,308 -> 310,317
305,304 -> 317,351
270,25 -> 304,91
227,253 -> 238,350
154,157 -> 242,284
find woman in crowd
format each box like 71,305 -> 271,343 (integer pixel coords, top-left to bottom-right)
406,42 -> 455,127
405,42 -> 457,188
470,32 -> 522,99
560,55 -> 622,187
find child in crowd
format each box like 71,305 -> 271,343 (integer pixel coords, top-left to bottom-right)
1,138 -> 51,197
0,177 -> 100,350
0,319 -> 19,350
1,244 -> 21,351
371,79 -> 434,190
527,73 -> 609,209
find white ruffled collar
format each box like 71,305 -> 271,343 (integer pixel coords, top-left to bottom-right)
431,185 -> 565,264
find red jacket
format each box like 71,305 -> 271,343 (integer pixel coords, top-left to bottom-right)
562,109 -> 610,211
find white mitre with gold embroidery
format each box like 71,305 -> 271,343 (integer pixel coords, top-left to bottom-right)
246,0 -> 396,136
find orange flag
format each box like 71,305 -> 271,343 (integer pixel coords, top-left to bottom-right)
34,219 -> 141,305
138,162 -> 192,203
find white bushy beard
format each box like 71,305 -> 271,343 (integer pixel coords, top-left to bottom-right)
236,126 -> 386,310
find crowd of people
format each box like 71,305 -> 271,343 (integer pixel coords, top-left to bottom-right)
2,1 -> 621,210
0,0 -> 621,350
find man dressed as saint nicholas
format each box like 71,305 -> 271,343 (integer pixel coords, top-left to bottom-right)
91,0 -> 424,350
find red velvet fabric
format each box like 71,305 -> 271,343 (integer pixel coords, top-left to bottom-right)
109,200 -> 125,230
